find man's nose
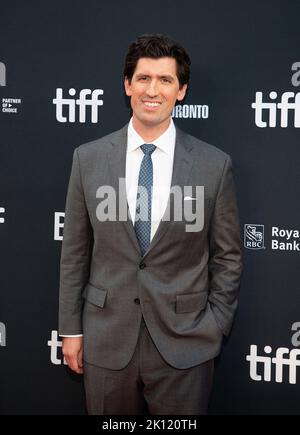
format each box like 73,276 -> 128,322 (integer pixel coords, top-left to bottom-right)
146,80 -> 159,96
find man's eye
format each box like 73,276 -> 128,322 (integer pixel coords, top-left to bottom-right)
161,78 -> 171,83
138,77 -> 147,81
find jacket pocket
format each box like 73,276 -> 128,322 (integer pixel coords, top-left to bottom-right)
82,282 -> 107,308
176,292 -> 208,314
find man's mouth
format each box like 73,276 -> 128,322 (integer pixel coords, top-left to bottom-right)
143,101 -> 162,108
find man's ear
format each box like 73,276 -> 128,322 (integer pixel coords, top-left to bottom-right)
177,84 -> 187,102
124,77 -> 132,97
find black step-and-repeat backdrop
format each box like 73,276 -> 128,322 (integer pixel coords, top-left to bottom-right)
1,0 -> 300,414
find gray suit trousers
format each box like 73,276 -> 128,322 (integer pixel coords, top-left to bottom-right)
84,318 -> 214,415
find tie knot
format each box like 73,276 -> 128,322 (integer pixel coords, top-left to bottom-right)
141,143 -> 156,156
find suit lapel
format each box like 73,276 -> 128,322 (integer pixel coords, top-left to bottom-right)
106,125 -> 141,254
144,127 -> 194,257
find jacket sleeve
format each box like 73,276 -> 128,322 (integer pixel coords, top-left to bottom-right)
207,156 -> 242,336
58,148 -> 93,335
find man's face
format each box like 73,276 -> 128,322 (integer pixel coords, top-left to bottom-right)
124,57 -> 187,131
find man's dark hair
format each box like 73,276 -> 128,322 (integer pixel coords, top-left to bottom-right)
124,33 -> 191,89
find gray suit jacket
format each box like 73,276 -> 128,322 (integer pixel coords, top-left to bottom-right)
59,124 -> 242,370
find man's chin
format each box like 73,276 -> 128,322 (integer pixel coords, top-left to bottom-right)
136,114 -> 166,128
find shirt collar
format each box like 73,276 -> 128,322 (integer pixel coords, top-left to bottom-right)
127,117 -> 176,154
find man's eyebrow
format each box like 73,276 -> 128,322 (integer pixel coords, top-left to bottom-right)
159,75 -> 175,81
135,73 -> 175,81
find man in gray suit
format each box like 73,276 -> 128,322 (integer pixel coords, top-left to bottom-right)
59,33 -> 242,415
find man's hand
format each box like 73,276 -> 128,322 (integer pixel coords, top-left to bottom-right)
62,336 -> 84,374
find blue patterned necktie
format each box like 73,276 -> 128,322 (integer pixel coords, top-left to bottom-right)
135,143 -> 156,256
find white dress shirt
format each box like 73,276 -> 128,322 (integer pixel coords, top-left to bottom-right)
61,119 -> 176,337
126,117 -> 176,240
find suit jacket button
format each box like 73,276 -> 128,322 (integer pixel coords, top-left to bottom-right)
134,298 -> 140,304
139,263 -> 146,269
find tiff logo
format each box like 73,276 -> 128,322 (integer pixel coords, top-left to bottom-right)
252,91 -> 300,127
252,62 -> 300,128
47,330 -> 67,365
53,88 -> 104,123
0,62 -> 6,86
0,207 -> 5,223
246,344 -> 300,384
0,322 -> 6,346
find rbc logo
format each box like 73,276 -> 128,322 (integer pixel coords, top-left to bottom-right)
244,224 -> 265,249
53,88 -> 104,123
